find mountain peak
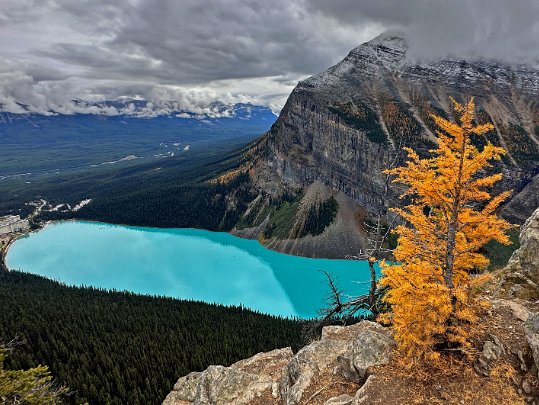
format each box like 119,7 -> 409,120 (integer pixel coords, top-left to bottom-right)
301,30 -> 539,96
350,30 -> 408,70
301,31 -> 409,87
364,30 -> 407,49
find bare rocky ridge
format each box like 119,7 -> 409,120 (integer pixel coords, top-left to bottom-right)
162,348 -> 293,405
233,181 -> 367,258
163,308 -> 539,404
235,32 -> 539,257
506,207 -> 539,286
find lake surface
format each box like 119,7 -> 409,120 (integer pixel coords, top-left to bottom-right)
6,221 -> 377,318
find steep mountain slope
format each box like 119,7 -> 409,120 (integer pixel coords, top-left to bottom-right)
232,32 -> 539,257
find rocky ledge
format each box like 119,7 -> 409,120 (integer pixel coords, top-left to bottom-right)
164,305 -> 539,404
162,321 -> 394,405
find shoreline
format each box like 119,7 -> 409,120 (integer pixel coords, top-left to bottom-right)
71,217 -> 364,260
1,220 -> 48,272
1,218 -> 359,276
19,218 -> 361,261
1,233 -> 19,272
1,200 -> 49,271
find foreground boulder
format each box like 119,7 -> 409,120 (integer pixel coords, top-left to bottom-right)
335,322 -> 395,383
163,321 -> 394,405
280,321 -> 393,405
162,348 -> 293,405
504,207 -> 539,291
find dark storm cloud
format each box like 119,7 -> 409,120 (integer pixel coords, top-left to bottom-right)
45,0 -> 369,84
0,0 -> 378,114
0,0 -> 538,115
307,0 -> 539,62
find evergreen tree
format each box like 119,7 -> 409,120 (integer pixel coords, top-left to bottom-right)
0,343 -> 67,404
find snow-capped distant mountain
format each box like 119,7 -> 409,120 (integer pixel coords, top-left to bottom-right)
0,100 -> 277,121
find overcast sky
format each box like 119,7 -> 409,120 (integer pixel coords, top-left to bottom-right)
1,0 -> 538,115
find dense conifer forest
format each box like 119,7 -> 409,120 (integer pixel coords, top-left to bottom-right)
9,140 -> 259,233
0,271 -> 304,404
61,172 -> 255,231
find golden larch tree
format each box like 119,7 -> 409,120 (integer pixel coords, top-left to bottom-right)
379,97 -> 513,362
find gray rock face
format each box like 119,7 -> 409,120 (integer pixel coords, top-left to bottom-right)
336,322 -> 395,383
503,175 -> 539,225
506,207 -> 539,287
525,313 -> 539,378
248,32 -> 539,257
280,321 -> 393,405
164,322 -> 395,405
474,334 -> 506,376
280,327 -> 354,405
162,348 -> 292,405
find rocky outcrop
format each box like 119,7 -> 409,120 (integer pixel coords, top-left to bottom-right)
163,300 -> 539,404
505,207 -> 539,287
235,31 -> 539,257
498,207 -> 539,298
525,313 -> 539,379
474,334 -> 506,376
163,321 -> 394,405
498,207 -> 539,382
162,348 -> 293,405
334,323 -> 395,383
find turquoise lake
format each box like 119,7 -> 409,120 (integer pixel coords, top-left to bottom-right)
6,221 -> 377,318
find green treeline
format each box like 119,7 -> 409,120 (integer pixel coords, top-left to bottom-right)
0,271 -> 304,404
301,197 -> 339,237
31,161 -> 255,235
68,172 -> 255,231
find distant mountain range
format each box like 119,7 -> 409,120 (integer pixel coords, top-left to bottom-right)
0,100 -> 277,120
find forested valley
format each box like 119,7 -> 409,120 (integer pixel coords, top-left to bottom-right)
0,271 -> 304,404
0,135 -> 257,224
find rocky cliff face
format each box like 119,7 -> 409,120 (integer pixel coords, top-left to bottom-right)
507,207 -> 539,284
233,32 -> 539,257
